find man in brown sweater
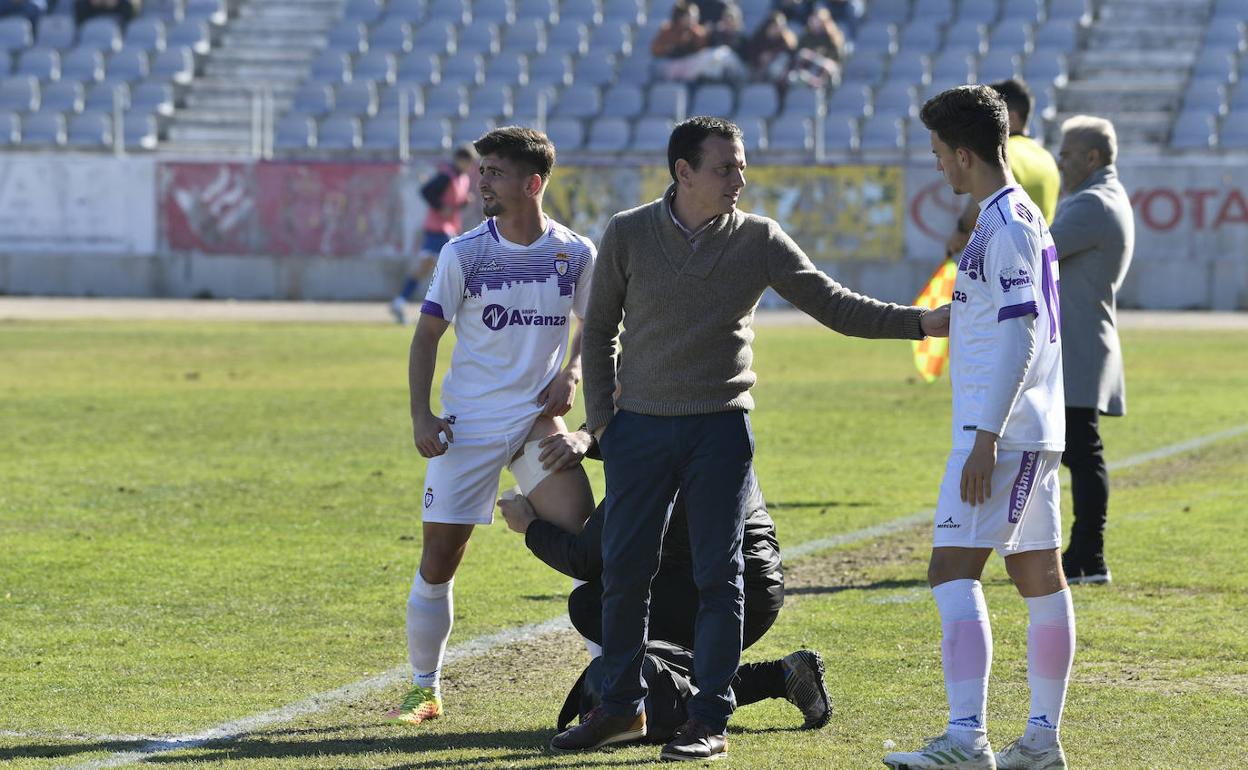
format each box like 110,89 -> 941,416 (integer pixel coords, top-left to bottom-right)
549,117 -> 949,761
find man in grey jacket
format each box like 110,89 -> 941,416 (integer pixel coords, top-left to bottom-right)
1051,115 -> 1134,585
549,116 -> 949,761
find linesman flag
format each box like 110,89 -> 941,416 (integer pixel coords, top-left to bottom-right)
912,259 -> 957,383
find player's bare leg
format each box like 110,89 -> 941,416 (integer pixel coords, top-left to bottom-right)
513,415 -> 594,534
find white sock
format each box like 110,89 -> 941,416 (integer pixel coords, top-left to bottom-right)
572,578 -> 602,658
1022,588 -> 1075,749
406,572 -> 453,696
932,579 -> 992,750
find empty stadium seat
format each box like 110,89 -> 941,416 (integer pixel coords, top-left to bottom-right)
822,115 -> 856,152
123,111 -> 159,149
869,0 -> 910,25
185,0 -> 228,25
602,0 -> 644,25
410,117 -> 451,151
362,113 -> 403,150
319,115 -> 362,149
825,83 -> 869,118
528,52 -> 572,87
41,81 -> 84,113
999,0 -> 1041,22
328,22 -> 369,54
151,46 -> 195,84
336,81 -> 379,117
739,117 -> 766,152
911,0 -> 955,25
293,81 -> 335,116
646,81 -> 688,118
553,83 -> 600,118
130,80 -> 175,116
897,24 -> 941,56
458,22 -> 500,56
587,22 -> 632,57
735,82 -> 779,120
38,15 -> 77,50
345,0 -> 386,25
484,53 -> 529,86
502,19 -> 546,56
476,0 -> 516,25
560,0 -> 602,25
85,80 -> 130,112
440,51 -> 484,86
544,116 -> 584,149
691,83 -> 734,116
398,52 -> 440,84
511,82 -> 558,119
1171,111 -> 1213,149
22,110 -> 66,146
356,51 -> 397,84
547,19 -> 589,56
781,84 -> 822,118
596,83 -> 643,118
944,23 -> 985,55
276,113 -> 317,150
767,117 -> 812,152
378,84 -> 424,116
0,17 -> 33,55
573,55 -> 616,88
612,48 -> 653,85
516,0 -> 558,25
0,76 -> 39,112
386,0 -> 427,23
79,17 -> 123,53
586,116 -> 629,151
872,80 -> 915,118
469,82 -> 513,118
421,83 -> 468,118
1032,19 -> 1078,51
68,111 -> 113,148
127,17 -> 168,52
311,51 -> 353,83
632,116 -> 672,150
16,48 -> 60,81
928,50 -> 974,83
853,23 -> 895,56
889,54 -> 926,87
1021,49 -> 1065,84
986,23 -> 1031,54
858,113 -> 903,150
0,110 -> 19,144
108,48 -> 151,82
842,52 -> 888,85
61,47 -> 105,83
167,19 -> 211,55
1217,111 -> 1248,148
370,21 -> 413,54
905,118 -> 932,155
426,0 -> 472,24
413,21 -> 457,56
1046,0 -> 1086,21
452,117 -> 494,145
976,50 -> 1018,83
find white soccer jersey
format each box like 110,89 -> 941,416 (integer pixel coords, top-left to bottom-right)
421,216 -> 595,439
950,184 -> 1064,452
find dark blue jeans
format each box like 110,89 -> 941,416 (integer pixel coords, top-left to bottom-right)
597,410 -> 754,732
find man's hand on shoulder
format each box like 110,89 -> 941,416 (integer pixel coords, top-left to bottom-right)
537,430 -> 592,471
537,367 -> 580,417
920,304 -> 951,338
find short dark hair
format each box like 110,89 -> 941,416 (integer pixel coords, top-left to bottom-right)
989,78 -> 1033,129
667,116 -> 743,182
919,85 -> 1009,166
473,126 -> 556,179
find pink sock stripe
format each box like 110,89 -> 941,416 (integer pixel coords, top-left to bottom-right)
1028,624 -> 1075,679
943,620 -> 992,682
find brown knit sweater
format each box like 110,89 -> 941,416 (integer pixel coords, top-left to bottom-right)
582,185 -> 926,431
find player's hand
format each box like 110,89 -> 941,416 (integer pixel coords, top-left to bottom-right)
920,304 -> 951,338
960,431 -> 998,505
537,430 -> 592,471
497,494 -> 537,534
537,368 -> 579,417
412,411 -> 454,458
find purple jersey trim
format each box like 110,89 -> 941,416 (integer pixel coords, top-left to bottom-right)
420,300 -> 445,319
1008,450 -> 1039,523
486,218 -> 499,242
997,300 -> 1038,322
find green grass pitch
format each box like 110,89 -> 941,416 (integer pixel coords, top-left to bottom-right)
1,320 -> 1245,768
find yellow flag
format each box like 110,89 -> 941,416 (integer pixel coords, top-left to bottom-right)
912,259 -> 957,383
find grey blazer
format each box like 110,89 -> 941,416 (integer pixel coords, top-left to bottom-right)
1050,165 -> 1134,416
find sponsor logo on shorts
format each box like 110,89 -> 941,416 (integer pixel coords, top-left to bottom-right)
999,266 -> 1034,293
937,516 -> 960,529
424,487 -> 434,509
481,304 -> 568,331
1009,451 -> 1039,523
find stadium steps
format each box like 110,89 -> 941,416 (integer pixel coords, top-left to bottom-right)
1049,0 -> 1211,151
160,0 -> 342,155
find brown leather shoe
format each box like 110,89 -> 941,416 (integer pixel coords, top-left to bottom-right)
659,719 -> 727,762
549,707 -> 647,753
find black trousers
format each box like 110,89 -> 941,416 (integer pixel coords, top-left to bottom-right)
1061,406 -> 1110,557
569,580 -> 778,652
569,580 -> 786,706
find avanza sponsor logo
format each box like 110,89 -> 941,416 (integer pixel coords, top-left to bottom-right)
481,304 -> 568,331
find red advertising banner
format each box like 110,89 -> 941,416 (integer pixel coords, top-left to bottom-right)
256,162 -> 403,257
161,162 -> 256,254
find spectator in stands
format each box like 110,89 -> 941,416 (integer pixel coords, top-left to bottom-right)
0,0 -> 46,26
772,0 -> 815,25
745,11 -> 798,82
1051,115 -> 1134,587
707,3 -> 747,55
827,0 -> 862,39
789,6 -> 845,87
75,0 -> 141,26
691,0 -> 733,26
651,1 -> 746,83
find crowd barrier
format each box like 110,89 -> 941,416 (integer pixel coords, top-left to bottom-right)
0,153 -> 1244,308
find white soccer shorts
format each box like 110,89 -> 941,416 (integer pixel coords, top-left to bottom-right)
420,425 -> 531,526
932,448 -> 1063,555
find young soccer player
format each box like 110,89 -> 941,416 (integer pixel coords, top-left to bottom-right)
388,126 -> 597,725
883,86 -> 1074,770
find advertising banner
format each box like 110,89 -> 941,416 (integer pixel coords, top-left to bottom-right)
0,154 -> 156,254
161,162 -> 256,254
1116,162 -> 1248,262
256,162 -> 404,257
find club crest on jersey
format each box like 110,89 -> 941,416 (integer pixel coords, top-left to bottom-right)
554,252 -> 569,276
424,487 -> 434,509
999,266 -> 1033,293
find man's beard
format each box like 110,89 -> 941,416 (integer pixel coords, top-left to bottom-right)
483,200 -> 503,217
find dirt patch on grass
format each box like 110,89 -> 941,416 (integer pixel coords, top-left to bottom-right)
783,526 -> 929,595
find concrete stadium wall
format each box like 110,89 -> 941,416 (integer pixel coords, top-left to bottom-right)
1,153 -> 1245,309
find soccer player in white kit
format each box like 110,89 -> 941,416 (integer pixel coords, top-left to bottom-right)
388,127 -> 597,725
884,87 -> 1075,770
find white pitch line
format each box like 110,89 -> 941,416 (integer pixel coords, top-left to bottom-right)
61,423 -> 1248,769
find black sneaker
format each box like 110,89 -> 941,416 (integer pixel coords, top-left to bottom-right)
1068,554 -> 1112,585
550,707 -> 647,753
781,649 -> 831,729
659,719 -> 727,762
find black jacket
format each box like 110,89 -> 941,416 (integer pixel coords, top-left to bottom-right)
523,470 -> 784,615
